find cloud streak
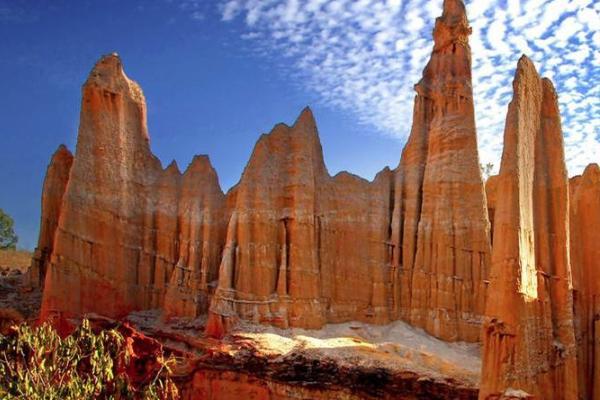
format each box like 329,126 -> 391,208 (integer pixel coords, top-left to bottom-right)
217,0 -> 599,175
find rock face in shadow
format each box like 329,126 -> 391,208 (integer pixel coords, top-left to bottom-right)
484,175 -> 499,246
389,0 -> 491,342
479,56 -> 579,399
29,145 -> 73,288
570,164 -> 600,400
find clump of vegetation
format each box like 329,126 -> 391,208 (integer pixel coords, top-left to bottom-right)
480,162 -> 495,181
0,320 -> 178,399
0,208 -> 18,250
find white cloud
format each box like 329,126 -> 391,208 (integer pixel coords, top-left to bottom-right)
216,0 -> 600,176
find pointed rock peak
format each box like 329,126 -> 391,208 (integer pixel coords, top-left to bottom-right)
86,53 -> 124,85
85,53 -> 145,104
53,144 -> 73,159
297,106 -> 314,123
541,77 -> 559,106
164,160 -> 181,176
515,55 -> 539,80
433,0 -> 471,50
441,0 -> 468,23
292,106 -> 317,133
511,55 -> 542,95
184,154 -> 215,175
582,163 -> 600,184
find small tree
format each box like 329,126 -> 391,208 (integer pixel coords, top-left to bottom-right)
0,209 -> 18,250
480,162 -> 494,181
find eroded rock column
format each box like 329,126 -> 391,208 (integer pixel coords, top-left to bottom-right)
480,56 -> 579,399
570,164 -> 600,400
390,0 -> 491,342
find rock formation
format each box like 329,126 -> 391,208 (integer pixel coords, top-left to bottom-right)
389,0 -> 491,342
39,54 -> 232,323
209,110 -> 330,331
37,1 -> 492,346
163,156 -> 227,320
29,145 -> 73,288
207,111 -> 396,335
40,54 -> 164,320
33,2 -> 600,397
570,164 -> 600,400
208,0 -> 493,339
479,56 -> 579,399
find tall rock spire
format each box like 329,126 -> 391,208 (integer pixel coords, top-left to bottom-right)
570,163 -> 600,400
479,56 -> 579,399
390,0 -> 491,342
41,54 -> 164,320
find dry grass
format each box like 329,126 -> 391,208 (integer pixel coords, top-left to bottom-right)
0,250 -> 32,272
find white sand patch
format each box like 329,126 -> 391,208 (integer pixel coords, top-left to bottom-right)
233,319 -> 481,385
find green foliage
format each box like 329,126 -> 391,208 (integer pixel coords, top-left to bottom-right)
0,208 -> 18,250
0,320 -> 178,399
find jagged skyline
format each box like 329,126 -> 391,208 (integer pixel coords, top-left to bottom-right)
0,0 -> 597,250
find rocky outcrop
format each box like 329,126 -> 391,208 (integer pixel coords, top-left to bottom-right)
208,109 -> 330,333
208,0 -> 492,342
389,0 -> 491,342
163,156 -> 227,320
29,145 -> 73,288
479,56 -> 579,399
39,54 -> 228,322
142,161 -> 181,310
40,54 -> 164,320
31,0 -> 600,397
36,1 -> 491,346
207,109 -> 399,335
570,164 -> 600,400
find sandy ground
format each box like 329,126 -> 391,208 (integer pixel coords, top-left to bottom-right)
127,310 -> 481,388
233,319 -> 482,386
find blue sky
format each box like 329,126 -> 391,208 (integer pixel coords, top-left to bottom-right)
1,0 -> 598,249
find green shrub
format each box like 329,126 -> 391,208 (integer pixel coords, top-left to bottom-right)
0,319 -> 178,399
0,208 -> 18,250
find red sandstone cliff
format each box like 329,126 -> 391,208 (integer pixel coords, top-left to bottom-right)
40,54 -> 164,320
479,56 -> 579,399
163,156 -> 227,319
39,55 -> 227,322
570,164 -> 600,400
208,109 -> 331,332
207,109 -> 396,334
32,2 -> 600,397
37,1 -> 492,346
389,0 -> 491,342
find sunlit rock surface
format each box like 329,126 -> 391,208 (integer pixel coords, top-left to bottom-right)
389,0 -> 491,343
32,1 -> 600,398
480,56 -> 579,400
